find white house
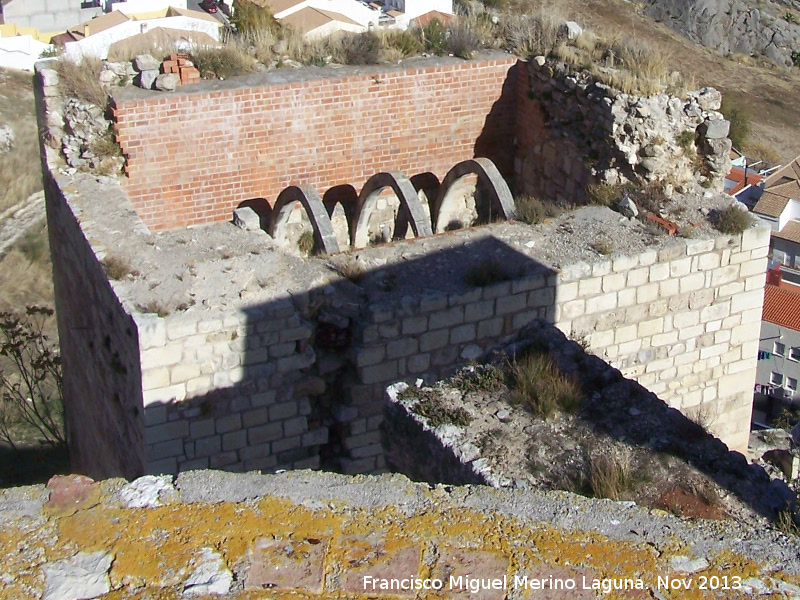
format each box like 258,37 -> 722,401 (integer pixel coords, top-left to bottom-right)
253,0 -> 379,29
753,154 -> 800,286
281,6 -> 363,40
0,29 -> 51,71
60,7 -> 220,60
107,0 -> 189,14
382,0 -> 452,23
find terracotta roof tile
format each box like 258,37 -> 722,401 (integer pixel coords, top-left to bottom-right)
282,6 -> 361,32
763,284 -> 800,331
726,167 -> 763,196
754,190 -> 790,217
774,220 -> 800,244
412,10 -> 455,26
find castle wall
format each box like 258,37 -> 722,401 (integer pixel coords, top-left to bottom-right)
134,228 -> 767,476
112,56 -> 520,230
44,172 -> 146,480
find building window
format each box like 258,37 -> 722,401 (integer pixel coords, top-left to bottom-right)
790,347 -> 800,361
771,372 -> 784,386
774,341 -> 786,356
788,378 -> 798,391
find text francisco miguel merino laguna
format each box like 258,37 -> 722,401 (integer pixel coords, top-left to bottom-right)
362,574 -> 743,594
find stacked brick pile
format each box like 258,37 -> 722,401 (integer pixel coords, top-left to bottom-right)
161,53 -> 200,85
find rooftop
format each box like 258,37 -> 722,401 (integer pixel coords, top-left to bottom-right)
774,219 -> 800,245
753,153 -> 800,218
726,166 -> 763,196
282,6 -> 361,32
763,283 -> 800,331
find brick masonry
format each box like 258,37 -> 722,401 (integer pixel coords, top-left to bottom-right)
112,55 -> 520,230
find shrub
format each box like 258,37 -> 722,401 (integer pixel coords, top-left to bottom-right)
55,57 -> 107,107
231,0 -> 279,37
413,395 -> 472,427
712,205 -> 756,234
191,44 -> 258,79
340,31 -> 381,65
515,195 -> 546,225
101,254 -> 139,280
297,230 -> 315,255
451,365 -> 505,394
419,18 -> 447,56
143,299 -> 171,318
676,129 -> 696,150
509,353 -> 582,419
447,23 -> 481,59
464,258 -> 510,287
382,30 -> 423,57
501,13 -> 562,57
720,98 -> 750,149
0,306 -> 64,450
590,238 -> 613,255
586,183 -> 620,207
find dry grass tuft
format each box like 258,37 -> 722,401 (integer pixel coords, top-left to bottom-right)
191,43 -> 258,79
101,254 -> 139,280
589,449 -> 633,500
509,353 -> 582,419
55,57 -> 107,107
712,205 -> 756,234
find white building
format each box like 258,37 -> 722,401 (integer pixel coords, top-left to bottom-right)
59,7 -> 220,61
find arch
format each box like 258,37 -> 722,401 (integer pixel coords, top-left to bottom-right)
236,198 -> 272,231
432,158 -> 516,233
269,185 -> 340,255
323,185 -> 358,251
351,171 -> 433,249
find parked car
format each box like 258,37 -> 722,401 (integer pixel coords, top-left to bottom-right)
199,0 -> 218,13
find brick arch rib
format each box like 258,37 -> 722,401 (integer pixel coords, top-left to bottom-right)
432,158 -> 516,233
269,185 -> 340,255
351,171 -> 433,250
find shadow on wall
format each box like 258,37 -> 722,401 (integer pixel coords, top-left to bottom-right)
139,226 -> 787,521
383,319 -> 794,521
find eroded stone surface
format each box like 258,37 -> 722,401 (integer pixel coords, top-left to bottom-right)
42,551 -> 112,600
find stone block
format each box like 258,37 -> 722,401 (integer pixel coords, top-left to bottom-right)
626,267 -> 649,287
511,310 -> 539,330
340,456 -> 376,474
602,273 -> 626,292
223,430 -> 247,452
669,257 -> 692,278
210,452 -> 239,469
638,318 -> 663,338
636,283 -> 659,304
302,427 -> 328,447
283,416 -> 307,438
555,281 -> 579,302
680,272 -> 706,293
402,315 -> 428,335
195,435 -> 221,457
170,363 -> 201,384
420,329 -> 449,352
429,306 -> 464,330
355,345 -> 385,368
143,367 -> 170,390
448,288 -> 482,306
146,439 -> 183,461
527,287 -> 555,307
511,276 -> 545,293
649,263 -> 670,282
698,253 -> 721,270
360,361 -> 398,385
167,317 -> 198,340
477,318 -> 504,339
578,277 -> 602,297
612,254 -> 639,272
685,239 -> 715,255
269,402 -> 298,421
141,344 -> 182,369
272,436 -> 302,454
450,324 -> 476,344
134,313 -> 166,349
741,226 -> 770,251
731,289 -> 764,314
216,413 -> 242,434
143,384 -> 186,406
710,265 -> 740,287
465,300 -> 495,322
248,423 -> 283,445
481,281 -> 512,299
146,457 -> 177,475
585,292 -> 616,314
387,337 -> 418,359
560,299 -> 585,320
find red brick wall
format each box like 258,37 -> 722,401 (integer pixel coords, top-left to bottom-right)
113,57 -> 521,230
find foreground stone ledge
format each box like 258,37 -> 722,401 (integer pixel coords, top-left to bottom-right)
1,471 -> 799,599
